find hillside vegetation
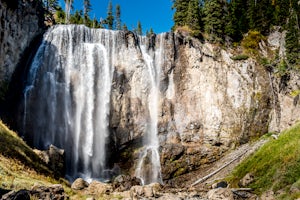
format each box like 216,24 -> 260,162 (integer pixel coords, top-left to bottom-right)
228,123 -> 300,199
0,120 -> 58,191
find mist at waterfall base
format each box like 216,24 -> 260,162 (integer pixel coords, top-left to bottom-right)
22,25 -> 165,184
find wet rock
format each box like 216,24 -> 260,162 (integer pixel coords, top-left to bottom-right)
87,180 -> 113,195
1,189 -> 30,200
71,178 -> 89,190
207,188 -> 234,200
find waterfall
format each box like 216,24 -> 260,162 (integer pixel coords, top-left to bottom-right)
22,25 -> 165,183
23,25 -> 116,180
134,35 -> 164,185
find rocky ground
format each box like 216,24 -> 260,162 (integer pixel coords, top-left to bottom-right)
66,137 -> 269,200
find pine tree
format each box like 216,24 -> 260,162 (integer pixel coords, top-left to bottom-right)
285,9 -> 300,67
203,0 -> 225,42
146,28 -> 154,37
186,0 -> 202,36
137,21 -> 143,35
64,0 -> 74,24
225,0 -> 248,41
149,27 -> 154,35
122,23 -> 128,31
247,0 -> 275,34
274,0 -> 290,26
83,0 -> 92,26
43,0 -> 58,12
70,10 -> 84,24
116,4 -> 121,30
106,0 -> 114,29
172,0 -> 190,28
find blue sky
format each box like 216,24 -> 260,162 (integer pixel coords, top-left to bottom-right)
58,0 -> 174,34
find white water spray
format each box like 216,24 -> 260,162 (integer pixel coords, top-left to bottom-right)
134,34 -> 166,185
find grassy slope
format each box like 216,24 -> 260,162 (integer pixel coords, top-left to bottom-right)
0,120 -> 61,190
228,123 -> 300,199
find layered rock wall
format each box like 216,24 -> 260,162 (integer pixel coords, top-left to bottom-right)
110,33 -> 273,179
0,0 -> 45,83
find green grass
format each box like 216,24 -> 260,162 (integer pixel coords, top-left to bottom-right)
0,120 -> 51,175
0,120 -> 74,195
227,123 -> 300,198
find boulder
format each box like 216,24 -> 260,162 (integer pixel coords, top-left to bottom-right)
207,188 -> 234,200
112,175 -> 141,192
48,145 -> 65,177
239,173 -> 254,187
34,145 -> 65,177
290,184 -> 300,193
71,178 -> 89,190
1,189 -> 30,200
212,181 -> 228,189
87,180 -> 113,195
130,183 -> 162,199
30,184 -> 67,200
260,190 -> 275,200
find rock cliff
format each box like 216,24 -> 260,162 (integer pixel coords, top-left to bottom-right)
17,25 -> 300,182
0,0 -> 45,98
110,32 -> 273,180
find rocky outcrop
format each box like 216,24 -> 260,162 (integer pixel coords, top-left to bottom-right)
34,144 -> 65,177
0,0 -> 45,101
110,32 -> 273,179
264,28 -> 300,133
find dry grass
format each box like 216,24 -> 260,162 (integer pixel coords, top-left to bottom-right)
0,120 -> 68,192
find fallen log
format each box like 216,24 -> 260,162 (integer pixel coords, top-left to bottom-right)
190,151 -> 248,187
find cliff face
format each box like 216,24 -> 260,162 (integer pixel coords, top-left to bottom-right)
110,33 -> 273,179
9,24 -> 300,182
0,0 -> 45,84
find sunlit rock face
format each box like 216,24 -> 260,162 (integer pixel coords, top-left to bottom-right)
19,24 -> 299,183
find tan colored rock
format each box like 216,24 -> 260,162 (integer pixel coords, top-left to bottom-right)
130,183 -> 162,199
71,178 -> 89,190
87,181 -> 113,195
207,188 -> 234,200
239,173 -> 254,187
260,190 -> 275,200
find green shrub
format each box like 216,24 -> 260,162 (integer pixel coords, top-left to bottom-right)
241,30 -> 265,51
231,54 -> 249,60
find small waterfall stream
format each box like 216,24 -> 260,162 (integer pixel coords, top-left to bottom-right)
134,35 -> 164,185
22,25 -> 166,183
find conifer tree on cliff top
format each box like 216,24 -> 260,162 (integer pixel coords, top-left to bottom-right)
106,0 -> 114,29
83,0 -> 92,25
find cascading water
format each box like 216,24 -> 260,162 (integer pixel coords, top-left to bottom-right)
22,24 -> 165,183
23,25 -> 116,180
134,35 -> 164,185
